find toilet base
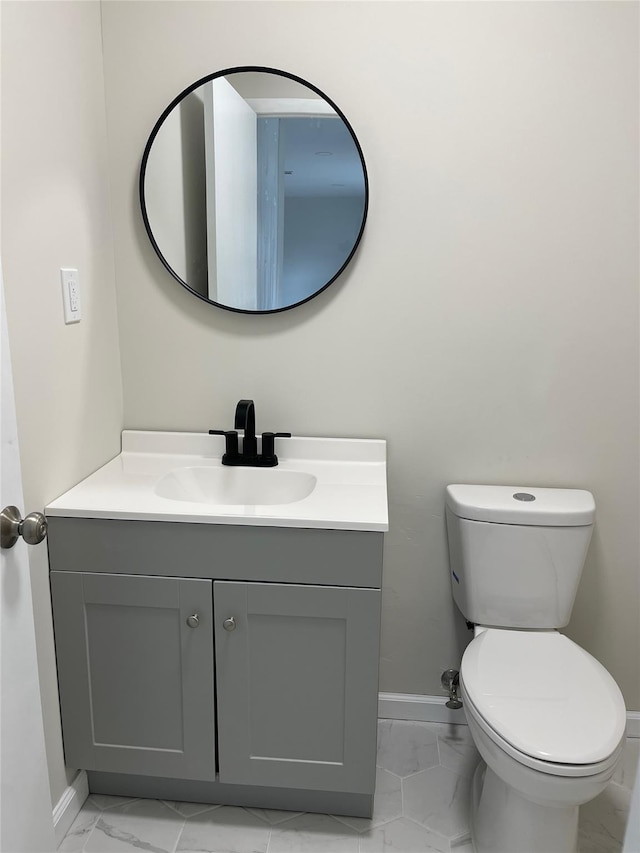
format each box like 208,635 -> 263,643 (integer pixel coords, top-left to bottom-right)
471,761 -> 579,853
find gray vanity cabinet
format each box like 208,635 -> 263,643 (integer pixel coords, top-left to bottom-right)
50,572 -> 216,781
48,518 -> 383,816
214,581 -> 379,792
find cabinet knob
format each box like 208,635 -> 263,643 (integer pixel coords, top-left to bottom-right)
186,614 -> 199,628
223,617 -> 236,632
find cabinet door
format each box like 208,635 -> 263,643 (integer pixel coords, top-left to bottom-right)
51,572 -> 215,781
214,581 -> 380,793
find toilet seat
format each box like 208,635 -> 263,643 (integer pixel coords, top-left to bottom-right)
461,629 -> 626,772
461,686 -> 624,778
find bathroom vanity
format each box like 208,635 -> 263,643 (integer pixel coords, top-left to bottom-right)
46,431 -> 387,817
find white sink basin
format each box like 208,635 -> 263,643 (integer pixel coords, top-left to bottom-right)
154,466 -> 317,506
45,431 -> 388,531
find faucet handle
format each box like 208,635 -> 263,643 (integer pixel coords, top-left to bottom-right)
259,432 -> 291,467
210,429 -> 239,462
261,432 -> 276,462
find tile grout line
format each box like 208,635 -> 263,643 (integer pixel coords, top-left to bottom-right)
80,811 -> 100,853
79,796 -> 139,852
169,816 -> 187,853
78,794 -> 107,853
402,814 -> 453,852
102,797 -> 139,810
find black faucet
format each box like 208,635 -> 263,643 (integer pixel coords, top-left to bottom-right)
209,399 -> 290,467
235,399 -> 257,458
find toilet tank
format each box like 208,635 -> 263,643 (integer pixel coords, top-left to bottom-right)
445,485 -> 595,629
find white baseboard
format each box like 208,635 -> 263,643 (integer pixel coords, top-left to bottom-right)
379,692 -> 468,725
626,711 -> 640,738
379,693 -> 640,738
53,770 -> 88,848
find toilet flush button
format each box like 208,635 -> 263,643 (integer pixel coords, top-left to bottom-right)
513,492 -> 536,501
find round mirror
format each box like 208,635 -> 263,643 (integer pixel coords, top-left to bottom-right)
140,67 -> 368,314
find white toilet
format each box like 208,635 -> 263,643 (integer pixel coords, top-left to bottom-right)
445,484 -> 626,853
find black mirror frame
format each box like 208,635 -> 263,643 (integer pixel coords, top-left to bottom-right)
139,66 -> 369,315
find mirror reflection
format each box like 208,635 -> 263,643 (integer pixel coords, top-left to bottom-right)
140,68 -> 368,313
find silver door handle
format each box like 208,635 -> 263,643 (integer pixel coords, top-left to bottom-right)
1,506 -> 47,549
223,617 -> 236,632
186,614 -> 199,628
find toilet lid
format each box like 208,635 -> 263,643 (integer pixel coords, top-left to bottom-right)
461,630 -> 626,765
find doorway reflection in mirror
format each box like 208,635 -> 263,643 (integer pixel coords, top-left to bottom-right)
142,69 -> 367,313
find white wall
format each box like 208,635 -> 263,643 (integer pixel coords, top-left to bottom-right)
144,91 -> 208,294
145,106 -> 189,279
1,0 -> 123,806
230,72 -> 323,101
102,1 -> 639,710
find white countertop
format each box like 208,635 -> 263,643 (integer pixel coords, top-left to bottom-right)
46,431 -> 389,532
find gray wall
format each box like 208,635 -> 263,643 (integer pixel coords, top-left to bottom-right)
2,0 -> 638,812
101,0 -> 639,711
1,0 -> 123,805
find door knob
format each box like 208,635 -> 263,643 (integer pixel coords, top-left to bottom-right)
186,614 -> 199,628
223,617 -> 237,632
1,506 -> 48,549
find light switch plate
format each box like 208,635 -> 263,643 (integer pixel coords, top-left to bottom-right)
61,268 -> 82,324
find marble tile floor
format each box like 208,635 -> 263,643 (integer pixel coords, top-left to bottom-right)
60,720 -> 639,853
